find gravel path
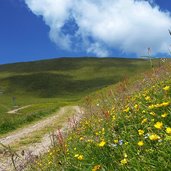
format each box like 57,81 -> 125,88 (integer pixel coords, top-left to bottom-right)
7,105 -> 31,114
0,106 -> 83,171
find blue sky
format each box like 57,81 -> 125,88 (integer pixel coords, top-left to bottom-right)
0,0 -> 171,64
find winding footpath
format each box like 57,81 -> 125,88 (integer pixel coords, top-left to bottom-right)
0,106 -> 83,171
7,105 -> 31,114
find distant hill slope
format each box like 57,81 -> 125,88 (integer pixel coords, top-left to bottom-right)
0,57 -> 156,98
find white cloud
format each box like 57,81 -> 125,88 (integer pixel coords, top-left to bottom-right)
25,0 -> 171,56
87,43 -> 110,57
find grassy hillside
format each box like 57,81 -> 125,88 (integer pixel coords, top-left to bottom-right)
0,57 -> 160,134
0,58 -> 155,97
31,62 -> 171,171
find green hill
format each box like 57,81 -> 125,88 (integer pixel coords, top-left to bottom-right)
0,57 -> 160,134
0,57 -> 157,97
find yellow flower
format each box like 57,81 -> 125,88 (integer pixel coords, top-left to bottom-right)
138,129 -> 144,136
149,134 -> 160,141
150,112 -> 156,116
162,102 -> 170,107
48,161 -> 52,165
150,102 -> 170,108
120,158 -> 128,165
148,105 -> 155,109
163,86 -> 170,91
74,154 -> 79,158
92,165 -> 101,171
166,127 -> 171,134
77,155 -> 84,160
80,137 -> 84,141
125,142 -> 129,145
137,141 -> 144,146
95,132 -> 99,136
154,122 -> 163,129
112,115 -> 116,121
145,96 -> 151,101
141,118 -> 147,124
87,139 -> 93,143
142,110 -> 146,113
155,103 -> 162,108
124,153 -> 128,158
114,139 -> 118,144
161,113 -> 168,118
102,128 -> 105,134
134,104 -> 139,109
98,140 -> 106,147
123,107 -> 130,113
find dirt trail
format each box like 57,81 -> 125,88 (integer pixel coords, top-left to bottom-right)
0,106 -> 83,171
7,105 -> 31,114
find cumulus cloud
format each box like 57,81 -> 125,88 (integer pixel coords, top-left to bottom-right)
24,0 -> 171,56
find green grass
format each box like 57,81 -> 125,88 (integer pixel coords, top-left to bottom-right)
30,62 -> 171,170
0,57 -> 162,134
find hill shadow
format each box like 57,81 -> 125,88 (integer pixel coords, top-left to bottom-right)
1,72 -> 121,98
0,58 -> 88,73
